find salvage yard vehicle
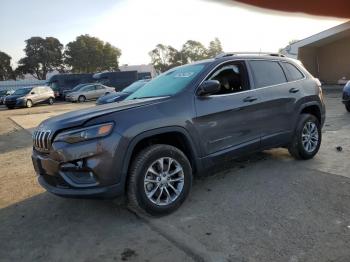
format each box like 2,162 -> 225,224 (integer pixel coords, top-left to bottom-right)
5,86 -> 54,109
342,81 -> 350,112
31,53 -> 325,216
65,83 -> 115,102
96,79 -> 150,105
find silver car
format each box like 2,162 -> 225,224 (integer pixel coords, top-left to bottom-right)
65,84 -> 115,102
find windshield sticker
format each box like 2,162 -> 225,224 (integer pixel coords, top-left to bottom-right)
174,72 -> 194,78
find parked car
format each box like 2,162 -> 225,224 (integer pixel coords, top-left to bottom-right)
342,80 -> 350,112
0,89 -> 15,105
62,83 -> 91,99
48,73 -> 94,98
65,84 -> 115,102
96,79 -> 150,105
5,86 -> 54,109
32,53 -> 325,216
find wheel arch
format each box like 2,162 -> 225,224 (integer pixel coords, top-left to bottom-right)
120,127 -> 201,191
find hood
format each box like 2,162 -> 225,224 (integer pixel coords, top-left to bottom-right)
5,94 -> 26,100
39,96 -> 169,132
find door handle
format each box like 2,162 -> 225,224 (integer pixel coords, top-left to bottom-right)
243,96 -> 257,103
289,88 -> 300,93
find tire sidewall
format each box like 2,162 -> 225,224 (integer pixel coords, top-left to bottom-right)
132,146 -> 192,216
295,114 -> 322,159
345,102 -> 350,112
48,97 -> 54,105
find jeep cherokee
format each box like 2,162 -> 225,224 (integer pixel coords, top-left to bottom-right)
31,53 -> 325,216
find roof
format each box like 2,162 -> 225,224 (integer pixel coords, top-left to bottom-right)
282,21 -> 350,57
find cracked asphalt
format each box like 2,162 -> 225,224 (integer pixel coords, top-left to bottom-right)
0,89 -> 350,262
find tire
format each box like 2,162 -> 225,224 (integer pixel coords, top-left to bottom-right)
26,100 -> 33,108
127,144 -> 192,216
78,95 -> 86,103
345,102 -> 350,112
48,97 -> 54,105
288,114 -> 321,160
105,92 -> 110,96
7,106 -> 14,110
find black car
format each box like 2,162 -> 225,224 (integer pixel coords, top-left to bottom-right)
96,79 -> 150,105
0,89 -> 14,105
342,81 -> 350,112
32,53 -> 325,216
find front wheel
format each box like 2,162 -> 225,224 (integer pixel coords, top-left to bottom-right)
345,102 -> 350,112
127,144 -> 192,216
288,114 -> 321,160
48,97 -> 54,105
26,100 -> 33,108
78,95 -> 86,103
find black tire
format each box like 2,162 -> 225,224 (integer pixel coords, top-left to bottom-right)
345,102 -> 350,112
127,144 -> 192,216
48,97 -> 54,105
78,95 -> 86,103
288,114 -> 321,160
26,100 -> 33,108
7,106 -> 14,110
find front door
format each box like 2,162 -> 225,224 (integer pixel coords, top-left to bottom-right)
193,61 -> 263,159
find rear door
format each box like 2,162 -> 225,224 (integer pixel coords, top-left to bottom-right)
194,61 -> 263,158
83,85 -> 95,100
247,59 -> 299,148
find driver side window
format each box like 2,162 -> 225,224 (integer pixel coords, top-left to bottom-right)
208,62 -> 249,95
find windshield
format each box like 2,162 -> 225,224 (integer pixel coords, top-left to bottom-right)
71,84 -> 86,92
123,81 -> 148,93
127,64 -> 205,99
0,90 -> 8,96
13,88 -> 31,95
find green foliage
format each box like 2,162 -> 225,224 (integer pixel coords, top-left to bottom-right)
0,51 -> 14,80
17,37 -> 63,80
207,38 -> 223,58
149,38 -> 223,72
65,35 -> 121,73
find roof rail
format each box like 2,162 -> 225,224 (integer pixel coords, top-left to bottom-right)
215,52 -> 285,59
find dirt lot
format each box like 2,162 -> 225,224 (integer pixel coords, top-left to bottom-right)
1,92 -> 350,262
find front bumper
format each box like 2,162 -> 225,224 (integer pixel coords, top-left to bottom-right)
65,96 -> 77,102
32,132 -> 124,198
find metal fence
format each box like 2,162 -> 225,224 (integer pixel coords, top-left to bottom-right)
0,79 -> 47,91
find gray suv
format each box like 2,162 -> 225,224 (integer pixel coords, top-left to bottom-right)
31,53 -> 325,216
5,86 -> 54,109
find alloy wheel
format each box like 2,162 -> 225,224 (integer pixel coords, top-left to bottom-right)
302,121 -> 319,153
144,157 -> 185,206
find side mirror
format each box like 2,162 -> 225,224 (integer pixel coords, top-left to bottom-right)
197,80 -> 220,96
31,92 -> 35,95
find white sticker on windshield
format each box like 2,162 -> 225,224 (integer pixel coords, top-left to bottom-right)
174,72 -> 194,78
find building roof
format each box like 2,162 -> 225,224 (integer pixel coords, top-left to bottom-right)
282,21 -> 350,57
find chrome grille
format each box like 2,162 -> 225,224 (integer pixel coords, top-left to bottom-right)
33,130 -> 51,151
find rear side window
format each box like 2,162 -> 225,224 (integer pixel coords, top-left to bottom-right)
283,62 -> 304,81
249,60 -> 287,88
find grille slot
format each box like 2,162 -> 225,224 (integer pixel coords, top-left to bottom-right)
33,130 -> 51,151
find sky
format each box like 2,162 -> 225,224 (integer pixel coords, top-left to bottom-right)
0,0 -> 347,67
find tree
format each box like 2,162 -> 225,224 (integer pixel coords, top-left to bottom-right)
0,51 -> 14,80
207,38 -> 223,58
149,44 -> 184,72
17,37 -> 63,80
65,35 -> 121,73
181,40 -> 208,63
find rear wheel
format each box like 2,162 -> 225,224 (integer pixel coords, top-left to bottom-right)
345,102 -> 350,112
288,114 -> 321,160
127,144 -> 192,216
26,100 -> 33,108
78,95 -> 86,103
48,97 -> 54,105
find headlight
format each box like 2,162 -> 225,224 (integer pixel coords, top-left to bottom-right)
55,123 -> 114,144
